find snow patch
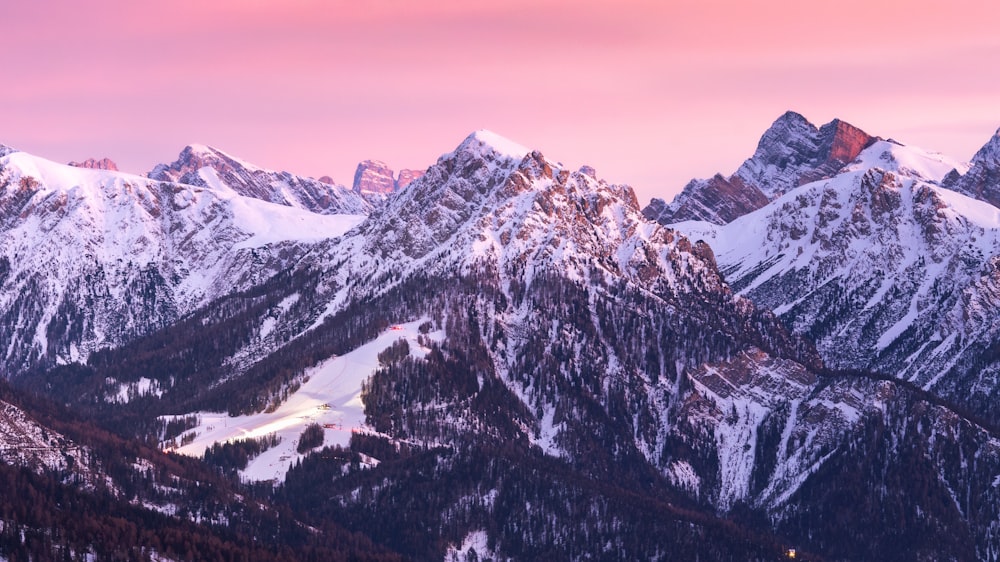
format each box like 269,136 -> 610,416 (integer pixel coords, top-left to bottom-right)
469,129 -> 530,160
113,377 -> 163,403
444,530 -> 497,562
667,460 -> 701,495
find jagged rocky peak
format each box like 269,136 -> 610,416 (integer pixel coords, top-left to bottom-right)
971,126 -> 1000,165
146,144 -> 371,215
355,130 -> 533,259
352,160 -> 395,194
148,144 -> 246,184
352,161 -> 426,194
943,125 -> 1000,208
644,111 -> 877,226
453,129 -> 530,163
317,175 -> 335,185
737,111 -> 876,195
749,110 -> 819,167
353,129 -> 647,269
751,112 -> 872,171
68,157 -> 118,171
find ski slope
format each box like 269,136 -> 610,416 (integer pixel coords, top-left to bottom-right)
167,319 -> 443,482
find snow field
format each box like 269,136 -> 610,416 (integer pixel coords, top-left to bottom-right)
166,319 -> 443,482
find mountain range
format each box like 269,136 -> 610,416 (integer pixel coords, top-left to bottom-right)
1,115 -> 999,561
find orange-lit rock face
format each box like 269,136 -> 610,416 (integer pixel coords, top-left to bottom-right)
825,120 -> 875,166
645,112 -> 878,226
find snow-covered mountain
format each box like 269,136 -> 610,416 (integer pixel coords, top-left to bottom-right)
0,147 -> 363,375
35,129 -> 991,559
673,135 -> 1000,424
149,144 -> 373,215
6,126 -> 1000,560
645,111 -> 877,225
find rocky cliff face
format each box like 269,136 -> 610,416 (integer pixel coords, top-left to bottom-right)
944,127 -> 1000,208
645,111 -> 877,225
644,173 -> 770,225
352,160 -> 425,195
352,159 -> 396,195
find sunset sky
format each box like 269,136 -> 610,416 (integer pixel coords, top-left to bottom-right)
3,0 -> 1000,205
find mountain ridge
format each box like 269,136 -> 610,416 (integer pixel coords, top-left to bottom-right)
3,122 -> 1000,560
149,144 -> 373,215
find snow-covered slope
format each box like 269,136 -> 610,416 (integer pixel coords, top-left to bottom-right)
674,139 -> 1000,411
0,148 -> 363,374
169,318 -> 444,482
149,144 -> 373,215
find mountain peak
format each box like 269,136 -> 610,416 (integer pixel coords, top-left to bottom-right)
646,111 -> 877,226
182,143 -> 214,156
148,144 -> 371,215
457,129 -> 530,161
352,160 -> 395,195
771,110 -> 813,129
971,126 -> 1000,165
181,144 -> 259,170
943,125 -> 1000,208
756,111 -> 817,148
749,113 -> 873,179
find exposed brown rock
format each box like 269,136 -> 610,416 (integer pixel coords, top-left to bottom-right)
69,158 -> 118,171
823,119 -> 874,166
645,174 -> 770,225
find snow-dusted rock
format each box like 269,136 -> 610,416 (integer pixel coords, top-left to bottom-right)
0,149 -> 364,373
150,144 -> 372,215
646,111 -> 877,225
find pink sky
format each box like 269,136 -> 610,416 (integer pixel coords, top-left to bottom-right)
3,0 -> 1000,205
